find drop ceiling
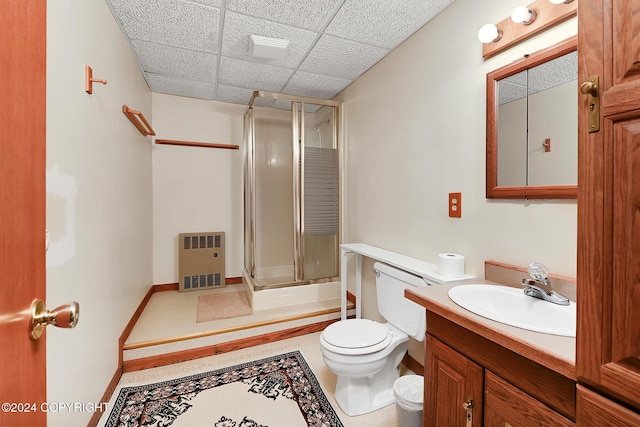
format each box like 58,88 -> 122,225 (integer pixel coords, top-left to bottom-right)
106,0 -> 455,108
498,50 -> 577,105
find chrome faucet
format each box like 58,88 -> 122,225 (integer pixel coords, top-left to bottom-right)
521,262 -> 570,306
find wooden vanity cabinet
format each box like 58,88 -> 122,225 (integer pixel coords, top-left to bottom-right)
425,311 -> 576,427
485,371 -> 574,427
426,335 -> 483,426
576,1 -> 640,423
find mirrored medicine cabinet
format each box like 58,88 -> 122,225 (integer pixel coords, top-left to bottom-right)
486,36 -> 578,199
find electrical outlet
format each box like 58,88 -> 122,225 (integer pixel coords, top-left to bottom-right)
449,192 -> 462,218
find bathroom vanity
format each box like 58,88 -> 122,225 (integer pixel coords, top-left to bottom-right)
405,282 -> 576,427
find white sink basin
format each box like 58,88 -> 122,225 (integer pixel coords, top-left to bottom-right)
448,284 -> 576,337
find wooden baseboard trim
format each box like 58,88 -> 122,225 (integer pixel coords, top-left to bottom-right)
87,366 -> 121,427
153,282 -> 179,292
123,318 -> 341,372
153,277 -> 243,293
119,286 -> 155,367
92,276 -> 252,424
402,353 -> 424,376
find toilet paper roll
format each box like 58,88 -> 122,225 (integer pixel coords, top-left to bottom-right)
438,253 -> 465,278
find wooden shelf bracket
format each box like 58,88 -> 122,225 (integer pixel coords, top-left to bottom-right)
85,65 -> 107,94
122,105 -> 156,136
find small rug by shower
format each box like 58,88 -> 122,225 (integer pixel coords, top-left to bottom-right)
103,351 -> 344,427
196,291 -> 252,323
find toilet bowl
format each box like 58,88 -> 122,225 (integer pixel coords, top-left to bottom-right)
320,262 -> 429,416
320,319 -> 409,416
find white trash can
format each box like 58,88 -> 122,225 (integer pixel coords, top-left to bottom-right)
393,374 -> 424,427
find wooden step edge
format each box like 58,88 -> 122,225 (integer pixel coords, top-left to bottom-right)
123,303 -> 355,350
122,317 -> 345,372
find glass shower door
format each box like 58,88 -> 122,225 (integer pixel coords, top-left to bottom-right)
243,91 -> 341,289
298,102 -> 339,282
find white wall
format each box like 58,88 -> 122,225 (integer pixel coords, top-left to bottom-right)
337,0 -> 578,326
151,94 -> 245,283
44,2 -> 580,419
46,1 -> 152,425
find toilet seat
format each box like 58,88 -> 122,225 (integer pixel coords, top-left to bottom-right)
321,319 -> 392,355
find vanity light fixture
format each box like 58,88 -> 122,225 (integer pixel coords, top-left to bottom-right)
511,5 -> 537,25
478,0 -> 577,59
477,23 -> 503,43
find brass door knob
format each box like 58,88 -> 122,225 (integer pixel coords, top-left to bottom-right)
580,80 -> 598,97
30,299 -> 79,340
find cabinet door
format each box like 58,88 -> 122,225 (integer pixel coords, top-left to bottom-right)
577,0 -> 640,410
426,335 -> 483,427
485,370 -> 574,427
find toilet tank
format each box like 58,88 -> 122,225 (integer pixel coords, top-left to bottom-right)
374,262 -> 428,341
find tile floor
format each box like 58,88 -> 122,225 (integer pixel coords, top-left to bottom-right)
126,283 -> 345,346
101,285 -> 418,426
100,332 -> 411,427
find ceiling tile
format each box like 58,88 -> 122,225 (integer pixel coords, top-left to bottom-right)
216,85 -> 274,107
107,0 -> 220,52
299,34 -> 388,80
225,0 -> 342,31
218,56 -> 294,92
189,0 -> 222,7
131,39 -> 217,82
146,74 -> 217,100
528,51 -> 577,93
283,70 -> 351,99
221,12 -> 318,69
107,0 -> 457,105
325,0 -> 454,49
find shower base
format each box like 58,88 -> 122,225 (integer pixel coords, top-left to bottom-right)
242,271 -> 341,311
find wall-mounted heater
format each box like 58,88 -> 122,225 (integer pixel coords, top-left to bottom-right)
178,232 -> 225,292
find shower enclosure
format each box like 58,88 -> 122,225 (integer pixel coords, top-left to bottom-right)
244,91 -> 342,290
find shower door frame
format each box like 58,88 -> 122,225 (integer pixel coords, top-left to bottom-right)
243,90 -> 343,290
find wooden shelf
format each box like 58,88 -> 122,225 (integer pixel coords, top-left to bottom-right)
155,139 -> 239,150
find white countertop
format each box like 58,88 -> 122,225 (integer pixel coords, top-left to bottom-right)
405,279 -> 576,380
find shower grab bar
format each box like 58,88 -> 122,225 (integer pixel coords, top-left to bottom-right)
122,105 -> 156,136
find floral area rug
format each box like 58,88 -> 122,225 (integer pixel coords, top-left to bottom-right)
104,351 -> 343,427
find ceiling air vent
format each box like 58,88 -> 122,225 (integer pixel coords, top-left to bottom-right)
249,34 -> 290,60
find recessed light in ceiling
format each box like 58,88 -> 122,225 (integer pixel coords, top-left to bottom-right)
249,34 -> 290,60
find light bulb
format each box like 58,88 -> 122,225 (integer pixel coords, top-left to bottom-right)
511,6 -> 537,24
477,24 -> 502,43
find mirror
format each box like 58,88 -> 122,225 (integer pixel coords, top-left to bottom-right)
486,36 -> 578,199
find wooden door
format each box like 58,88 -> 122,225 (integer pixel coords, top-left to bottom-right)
576,0 -> 640,411
0,0 -> 47,426
425,335 -> 484,427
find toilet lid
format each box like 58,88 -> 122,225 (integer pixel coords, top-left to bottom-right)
322,319 -> 390,350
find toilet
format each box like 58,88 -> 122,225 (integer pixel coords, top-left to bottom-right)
320,262 -> 428,416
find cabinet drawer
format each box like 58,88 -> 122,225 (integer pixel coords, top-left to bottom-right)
485,371 -> 574,427
577,385 -> 640,427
